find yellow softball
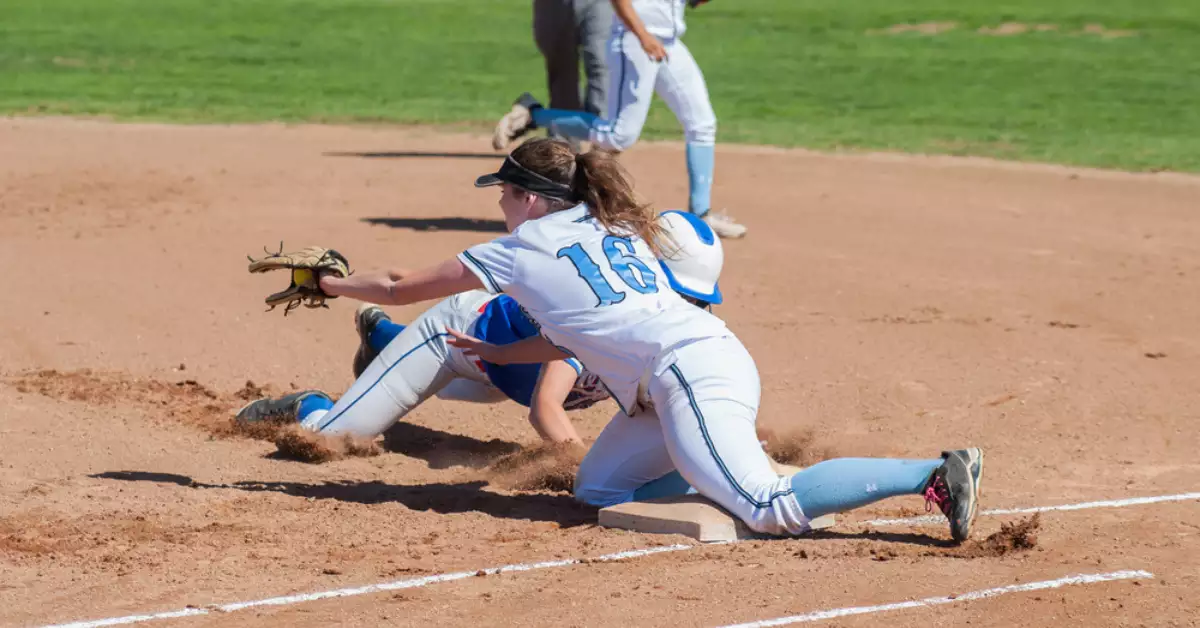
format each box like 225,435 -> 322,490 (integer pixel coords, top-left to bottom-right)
292,268 -> 315,286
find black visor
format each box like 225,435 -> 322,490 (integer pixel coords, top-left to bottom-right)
475,156 -> 576,201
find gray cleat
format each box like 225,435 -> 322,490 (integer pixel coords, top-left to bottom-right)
923,448 -> 984,543
492,92 -> 541,150
234,390 -> 330,424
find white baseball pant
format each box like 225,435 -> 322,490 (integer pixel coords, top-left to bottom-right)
300,291 -> 497,437
585,29 -> 717,151
574,335 -> 812,536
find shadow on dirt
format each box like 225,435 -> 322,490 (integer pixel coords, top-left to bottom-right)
361,216 -> 508,233
91,471 -> 596,527
324,150 -> 500,160
805,528 -> 959,549
379,422 -> 523,469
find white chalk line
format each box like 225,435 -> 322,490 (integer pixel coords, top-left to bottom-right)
718,569 -> 1153,628
35,490 -> 1198,628
863,491 -> 1200,527
38,544 -> 691,628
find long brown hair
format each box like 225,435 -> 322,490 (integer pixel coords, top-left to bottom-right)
509,138 -> 669,256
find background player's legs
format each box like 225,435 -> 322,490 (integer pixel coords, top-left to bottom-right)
533,0 -> 583,113
654,39 -> 716,216
574,409 -> 678,507
575,0 -> 613,118
526,30 -> 659,151
654,39 -> 746,238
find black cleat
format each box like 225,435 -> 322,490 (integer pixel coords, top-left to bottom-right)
352,303 -> 392,378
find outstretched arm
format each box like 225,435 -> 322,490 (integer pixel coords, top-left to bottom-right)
320,258 -> 483,306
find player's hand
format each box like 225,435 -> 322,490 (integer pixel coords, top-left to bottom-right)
639,35 -> 667,62
446,328 -> 508,363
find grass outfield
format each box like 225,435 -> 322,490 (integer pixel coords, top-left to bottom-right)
2,0 -> 1197,171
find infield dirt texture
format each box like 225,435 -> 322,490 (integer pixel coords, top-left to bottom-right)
2,0 -> 1199,626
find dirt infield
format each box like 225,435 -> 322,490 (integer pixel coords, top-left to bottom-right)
2,117 -> 1198,627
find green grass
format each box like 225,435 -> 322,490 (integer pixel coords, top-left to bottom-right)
2,0 -> 1198,170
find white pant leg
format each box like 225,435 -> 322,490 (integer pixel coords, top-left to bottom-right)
649,337 -> 810,536
436,378 -> 510,404
574,408 -> 676,507
305,291 -> 495,437
654,39 -> 717,144
589,30 -> 660,151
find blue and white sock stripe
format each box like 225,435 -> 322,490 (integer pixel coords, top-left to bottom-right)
667,364 -> 793,509
460,251 -> 501,293
315,333 -> 449,432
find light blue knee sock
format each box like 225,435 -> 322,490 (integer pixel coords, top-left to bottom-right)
531,108 -> 599,140
297,393 -> 335,422
789,458 -> 941,519
629,459 -> 940,518
632,470 -> 696,502
368,320 -> 406,353
685,143 -> 714,217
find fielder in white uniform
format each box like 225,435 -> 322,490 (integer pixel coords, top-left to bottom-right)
233,212 -> 723,448
310,138 -> 985,542
492,0 -> 748,240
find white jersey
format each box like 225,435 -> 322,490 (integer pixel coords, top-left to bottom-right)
615,0 -> 687,39
459,203 -> 728,414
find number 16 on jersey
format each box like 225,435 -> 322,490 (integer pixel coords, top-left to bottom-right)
556,236 -> 658,307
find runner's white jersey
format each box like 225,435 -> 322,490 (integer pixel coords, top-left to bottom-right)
459,204 -> 728,414
614,0 -> 687,39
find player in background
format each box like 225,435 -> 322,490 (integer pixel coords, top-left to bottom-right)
532,0 -> 614,152
492,0 -> 748,239
233,211 -> 724,447
296,138 -> 984,543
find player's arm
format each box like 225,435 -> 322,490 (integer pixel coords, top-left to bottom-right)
611,0 -> 667,61
345,267 -> 412,284
528,360 -> 585,444
321,258 -> 482,306
446,329 -> 571,365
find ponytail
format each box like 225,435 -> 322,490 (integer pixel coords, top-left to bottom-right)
508,138 -> 669,256
571,150 -> 669,257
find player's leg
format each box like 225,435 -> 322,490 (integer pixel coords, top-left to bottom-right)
534,0 -> 584,131
574,408 -> 681,507
298,294 -> 482,437
576,0 -> 613,118
233,319 -> 457,439
303,293 -> 493,437
650,336 -> 983,541
435,378 -> 510,404
653,39 -> 746,239
492,30 -> 658,152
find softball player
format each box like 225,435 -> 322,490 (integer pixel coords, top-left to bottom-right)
234,211 -> 723,446
308,138 -> 984,542
492,0 -> 748,240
